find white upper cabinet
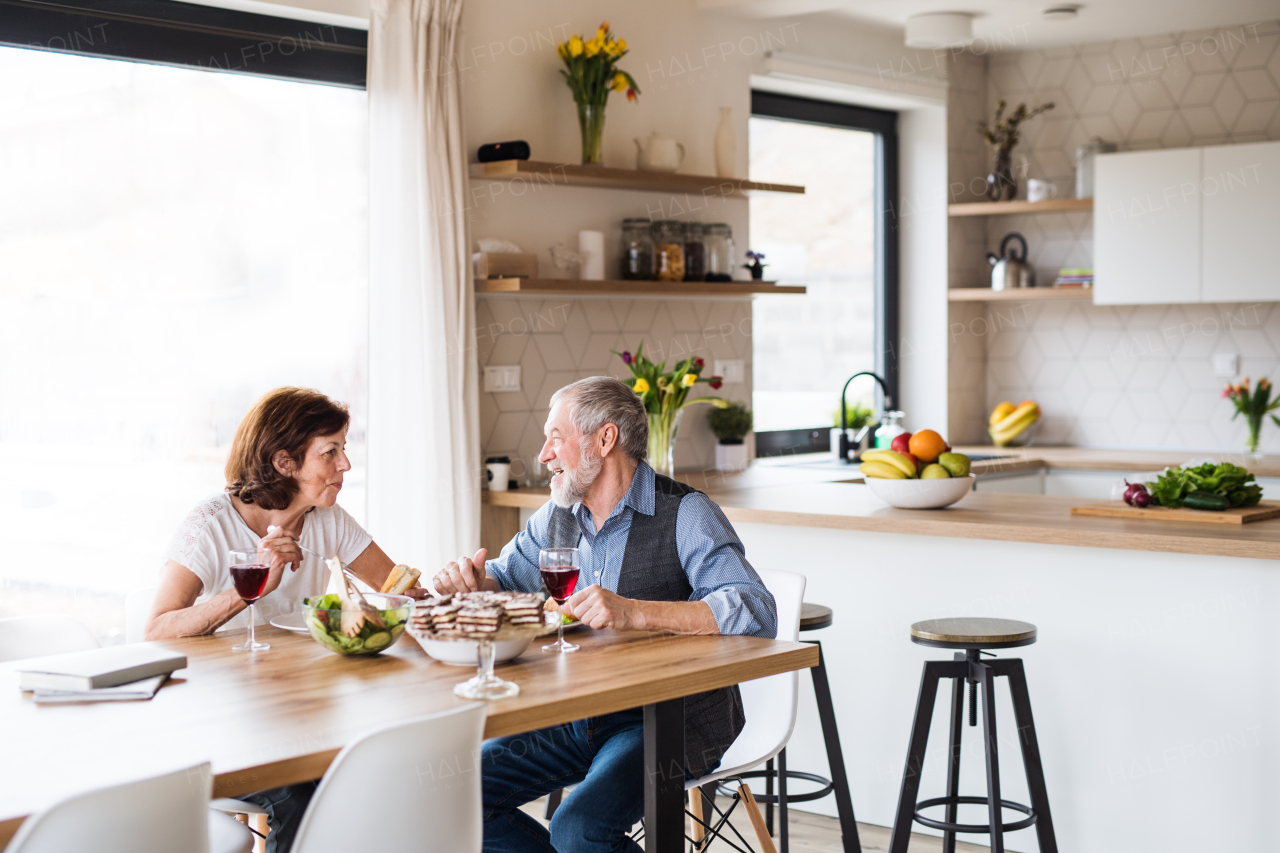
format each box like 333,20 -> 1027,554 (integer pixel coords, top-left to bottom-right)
1202,141 -> 1280,304
1094,148 -> 1203,305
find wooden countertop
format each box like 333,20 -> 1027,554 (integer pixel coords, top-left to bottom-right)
482,448 -> 1280,560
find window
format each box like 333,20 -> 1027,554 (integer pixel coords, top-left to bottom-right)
749,92 -> 898,454
0,44 -> 368,642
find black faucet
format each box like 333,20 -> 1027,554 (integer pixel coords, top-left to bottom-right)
839,371 -> 891,464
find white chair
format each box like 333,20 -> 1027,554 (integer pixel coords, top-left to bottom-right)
0,614 -> 99,662
125,586 -> 159,644
291,702 -> 486,853
5,763 -> 252,853
685,568 -> 806,853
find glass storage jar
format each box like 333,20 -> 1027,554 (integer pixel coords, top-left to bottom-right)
620,218 -> 655,280
652,220 -> 685,281
682,222 -> 706,282
703,223 -> 734,281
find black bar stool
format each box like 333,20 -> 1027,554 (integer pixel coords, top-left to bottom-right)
888,618 -> 1058,853
730,603 -> 861,853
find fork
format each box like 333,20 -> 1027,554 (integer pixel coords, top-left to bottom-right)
266,525 -> 363,587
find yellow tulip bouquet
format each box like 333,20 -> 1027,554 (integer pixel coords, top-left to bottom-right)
612,342 -> 727,476
557,22 -> 640,164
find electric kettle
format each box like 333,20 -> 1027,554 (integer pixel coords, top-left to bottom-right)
987,232 -> 1035,290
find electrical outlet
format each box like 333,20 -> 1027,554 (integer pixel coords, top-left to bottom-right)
713,359 -> 745,384
1212,353 -> 1239,378
483,365 -> 521,393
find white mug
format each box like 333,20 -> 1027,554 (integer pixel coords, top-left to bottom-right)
1027,179 -> 1058,202
486,463 -> 510,492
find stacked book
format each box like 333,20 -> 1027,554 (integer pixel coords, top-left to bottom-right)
1054,268 -> 1093,288
18,645 -> 187,704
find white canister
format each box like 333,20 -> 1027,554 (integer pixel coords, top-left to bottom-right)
578,230 -> 604,280
1075,137 -> 1117,198
486,462 -> 510,492
715,443 -> 750,472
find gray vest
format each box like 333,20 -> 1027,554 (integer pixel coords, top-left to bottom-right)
548,473 -> 745,778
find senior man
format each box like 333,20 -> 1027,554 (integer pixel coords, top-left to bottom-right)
433,375 -> 776,853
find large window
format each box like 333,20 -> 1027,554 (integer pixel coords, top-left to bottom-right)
0,45 -> 368,642
749,92 -> 897,453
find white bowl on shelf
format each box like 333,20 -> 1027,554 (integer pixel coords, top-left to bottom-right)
409,632 -> 533,666
865,474 -> 976,509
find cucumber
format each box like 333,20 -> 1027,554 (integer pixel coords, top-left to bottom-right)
364,631 -> 392,650
1183,490 -> 1229,511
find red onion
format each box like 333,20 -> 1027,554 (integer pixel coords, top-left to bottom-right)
1132,490 -> 1151,508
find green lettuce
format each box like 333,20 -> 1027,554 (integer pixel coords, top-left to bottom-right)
1145,462 -> 1262,509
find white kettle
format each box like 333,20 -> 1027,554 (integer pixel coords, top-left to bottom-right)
634,133 -> 685,173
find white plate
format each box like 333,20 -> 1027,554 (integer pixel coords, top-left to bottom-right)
269,614 -> 310,634
409,631 -> 533,665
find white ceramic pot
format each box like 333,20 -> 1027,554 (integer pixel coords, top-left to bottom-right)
864,474 -> 976,509
715,442 -> 749,472
634,132 -> 685,173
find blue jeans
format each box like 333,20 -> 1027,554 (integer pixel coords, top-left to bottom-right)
483,709 -> 690,853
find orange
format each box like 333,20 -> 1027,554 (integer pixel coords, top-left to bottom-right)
908,429 -> 947,463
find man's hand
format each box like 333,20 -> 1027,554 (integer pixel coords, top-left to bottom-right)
433,549 -> 490,595
563,585 -> 647,632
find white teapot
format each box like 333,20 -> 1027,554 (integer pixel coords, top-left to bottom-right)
634,132 -> 685,173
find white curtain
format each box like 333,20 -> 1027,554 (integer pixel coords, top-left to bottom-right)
367,0 -> 478,572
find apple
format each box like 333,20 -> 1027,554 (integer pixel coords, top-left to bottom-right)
890,432 -> 912,455
920,463 -> 951,479
938,452 -> 971,478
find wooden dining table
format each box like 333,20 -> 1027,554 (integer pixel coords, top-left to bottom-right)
0,624 -> 817,852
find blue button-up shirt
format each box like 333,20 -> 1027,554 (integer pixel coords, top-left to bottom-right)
486,461 -> 777,638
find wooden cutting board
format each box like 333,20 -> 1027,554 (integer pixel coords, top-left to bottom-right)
1071,500 -> 1280,525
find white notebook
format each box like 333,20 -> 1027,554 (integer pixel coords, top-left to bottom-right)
18,645 -> 187,692
32,674 -> 169,704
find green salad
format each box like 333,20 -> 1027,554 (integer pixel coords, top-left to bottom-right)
1145,462 -> 1263,510
304,594 -> 408,655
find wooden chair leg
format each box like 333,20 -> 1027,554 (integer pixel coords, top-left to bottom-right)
739,783 -> 779,853
252,813 -> 269,853
690,787 -> 706,848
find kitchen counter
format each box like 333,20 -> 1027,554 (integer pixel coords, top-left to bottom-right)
482,448 -> 1280,561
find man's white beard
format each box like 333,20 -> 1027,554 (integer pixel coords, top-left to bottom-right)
550,444 -> 604,508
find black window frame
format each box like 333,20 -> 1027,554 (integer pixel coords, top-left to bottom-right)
749,90 -> 899,458
0,0 -> 367,88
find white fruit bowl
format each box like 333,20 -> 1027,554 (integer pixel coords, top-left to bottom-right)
865,474 -> 976,509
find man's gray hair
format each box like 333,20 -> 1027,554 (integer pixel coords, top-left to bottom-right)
550,376 -> 649,462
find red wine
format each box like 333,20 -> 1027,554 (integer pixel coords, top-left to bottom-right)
231,564 -> 270,602
540,566 -> 580,603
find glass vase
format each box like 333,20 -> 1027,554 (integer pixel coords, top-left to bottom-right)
1246,416 -> 1262,458
647,409 -> 684,478
577,102 -> 605,166
986,149 -> 1017,201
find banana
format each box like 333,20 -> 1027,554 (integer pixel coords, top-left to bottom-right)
861,449 -> 918,477
859,460 -> 907,479
992,401 -> 1039,433
989,401 -> 1015,426
989,410 -> 1039,446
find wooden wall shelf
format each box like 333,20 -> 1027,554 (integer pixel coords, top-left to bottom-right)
476,278 -> 806,296
949,198 -> 1093,216
469,160 -> 804,196
948,287 -> 1092,302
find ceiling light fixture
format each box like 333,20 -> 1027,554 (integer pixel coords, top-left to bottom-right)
1042,5 -> 1080,20
903,13 -> 973,49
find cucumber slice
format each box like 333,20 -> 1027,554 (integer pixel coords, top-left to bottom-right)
389,624 -> 404,639
364,631 -> 392,650
306,616 -> 328,636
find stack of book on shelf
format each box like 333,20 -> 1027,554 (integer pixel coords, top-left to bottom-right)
17,644 -> 187,704
1054,268 -> 1093,288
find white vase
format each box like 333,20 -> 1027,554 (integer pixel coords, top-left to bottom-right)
715,442 -> 749,472
714,107 -> 736,178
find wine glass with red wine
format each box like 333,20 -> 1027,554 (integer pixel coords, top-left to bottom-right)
229,547 -> 271,652
540,547 -> 580,653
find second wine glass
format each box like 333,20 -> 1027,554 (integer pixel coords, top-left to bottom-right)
229,547 -> 271,652
540,547 -> 580,653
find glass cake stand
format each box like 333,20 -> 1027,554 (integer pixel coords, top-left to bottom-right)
453,636 -> 520,699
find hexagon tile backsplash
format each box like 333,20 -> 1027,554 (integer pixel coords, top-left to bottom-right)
969,300 -> 1280,453
475,295 -> 753,480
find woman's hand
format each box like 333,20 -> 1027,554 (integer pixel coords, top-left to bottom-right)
260,526 -> 302,596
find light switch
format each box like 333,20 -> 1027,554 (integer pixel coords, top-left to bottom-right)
1212,353 -> 1239,378
713,359 -> 745,384
483,365 -> 521,392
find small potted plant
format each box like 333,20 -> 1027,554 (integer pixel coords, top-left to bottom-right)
978,99 -> 1054,201
831,400 -> 875,460
708,401 -> 753,472
743,250 -> 767,280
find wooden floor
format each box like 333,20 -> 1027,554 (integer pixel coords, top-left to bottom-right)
519,794 -> 992,852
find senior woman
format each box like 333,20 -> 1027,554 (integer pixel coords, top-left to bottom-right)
147,386 -> 424,853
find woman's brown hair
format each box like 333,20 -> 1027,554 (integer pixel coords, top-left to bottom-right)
225,387 -> 350,510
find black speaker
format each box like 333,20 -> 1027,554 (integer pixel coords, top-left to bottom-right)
477,141 -> 531,163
